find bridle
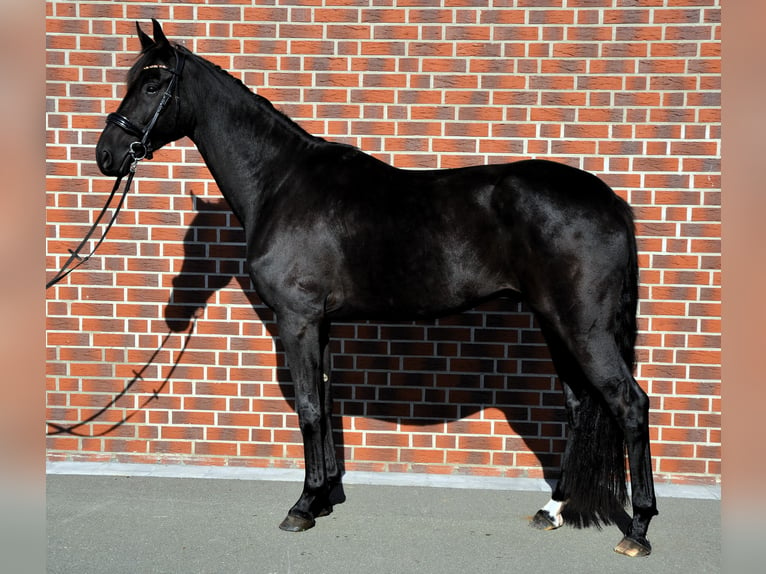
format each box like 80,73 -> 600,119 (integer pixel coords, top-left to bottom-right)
46,48 -> 185,289
106,48 -> 186,166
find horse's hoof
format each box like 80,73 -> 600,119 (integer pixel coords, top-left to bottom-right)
279,513 -> 316,532
529,510 -> 561,531
614,535 -> 652,557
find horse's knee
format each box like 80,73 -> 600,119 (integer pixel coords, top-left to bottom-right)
296,404 -> 322,434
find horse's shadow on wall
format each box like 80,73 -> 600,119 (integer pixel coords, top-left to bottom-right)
166,196 -> 566,483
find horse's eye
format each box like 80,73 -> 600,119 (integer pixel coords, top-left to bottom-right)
145,83 -> 160,95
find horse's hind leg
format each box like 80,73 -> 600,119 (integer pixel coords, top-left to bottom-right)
606,371 -> 657,556
529,381 -> 582,530
529,290 -> 656,553
529,328 -> 582,530
566,332 -> 658,556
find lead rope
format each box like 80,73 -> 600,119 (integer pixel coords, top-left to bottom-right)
46,313 -> 198,437
45,158 -> 140,289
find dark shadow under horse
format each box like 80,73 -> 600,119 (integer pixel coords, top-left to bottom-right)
95,20 -> 657,556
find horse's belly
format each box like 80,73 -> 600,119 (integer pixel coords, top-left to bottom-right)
333,267 -> 513,321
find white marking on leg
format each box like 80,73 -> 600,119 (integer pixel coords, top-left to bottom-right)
541,499 -> 565,528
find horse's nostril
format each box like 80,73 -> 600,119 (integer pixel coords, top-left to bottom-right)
100,149 -> 112,170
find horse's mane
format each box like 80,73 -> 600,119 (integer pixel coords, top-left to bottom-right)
128,43 -> 321,144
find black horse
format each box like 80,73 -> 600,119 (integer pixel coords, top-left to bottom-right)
96,20 -> 657,556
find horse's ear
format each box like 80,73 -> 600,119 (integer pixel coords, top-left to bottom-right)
151,18 -> 170,47
137,21 -> 154,51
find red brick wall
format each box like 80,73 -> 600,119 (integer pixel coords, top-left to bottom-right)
46,0 -> 721,487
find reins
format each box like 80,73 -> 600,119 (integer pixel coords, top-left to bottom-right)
45,163 -> 137,289
46,49 -> 185,289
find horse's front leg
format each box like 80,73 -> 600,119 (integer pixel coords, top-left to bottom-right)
277,314 -> 337,532
320,322 -> 345,509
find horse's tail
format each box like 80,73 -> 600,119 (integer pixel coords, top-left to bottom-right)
561,198 -> 636,528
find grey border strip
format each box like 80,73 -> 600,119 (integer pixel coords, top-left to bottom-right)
46,461 -> 720,500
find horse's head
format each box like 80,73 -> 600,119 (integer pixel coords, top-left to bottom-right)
96,19 -> 186,177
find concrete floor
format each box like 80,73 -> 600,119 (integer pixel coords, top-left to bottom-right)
47,464 -> 720,574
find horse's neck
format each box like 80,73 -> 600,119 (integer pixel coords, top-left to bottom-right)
184,63 -> 317,229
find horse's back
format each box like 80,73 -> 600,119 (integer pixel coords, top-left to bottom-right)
321,156 -> 633,278
313,152 -> 628,234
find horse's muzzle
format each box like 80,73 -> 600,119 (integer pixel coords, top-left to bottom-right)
96,143 -> 132,178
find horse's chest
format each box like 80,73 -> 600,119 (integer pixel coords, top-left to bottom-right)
246,227 -> 343,307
